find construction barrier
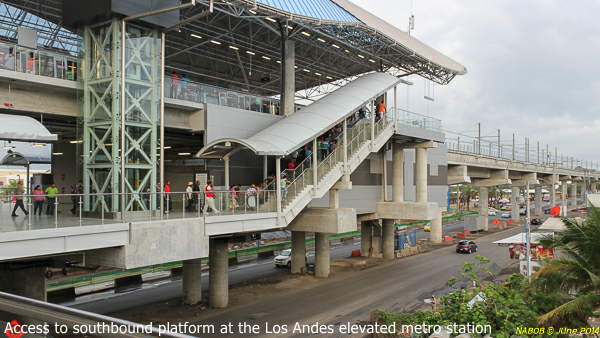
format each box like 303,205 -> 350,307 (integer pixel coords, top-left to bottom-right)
456,232 -> 465,239
443,236 -> 453,242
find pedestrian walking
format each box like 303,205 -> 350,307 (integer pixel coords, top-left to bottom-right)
70,184 -> 78,215
227,184 -> 238,213
280,174 -> 291,202
203,180 -> 219,214
247,184 -> 257,211
192,180 -> 201,211
186,182 -> 194,212
45,182 -> 58,215
33,185 -> 44,216
11,180 -> 28,217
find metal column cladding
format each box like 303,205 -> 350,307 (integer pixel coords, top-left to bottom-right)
80,19 -> 161,214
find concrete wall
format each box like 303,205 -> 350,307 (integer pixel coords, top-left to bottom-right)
85,218 -> 208,269
51,141 -> 77,196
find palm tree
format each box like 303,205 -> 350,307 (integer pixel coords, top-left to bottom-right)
529,204 -> 600,326
459,185 -> 479,210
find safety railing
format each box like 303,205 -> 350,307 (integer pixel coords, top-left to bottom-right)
164,76 -> 305,114
0,41 -> 78,80
395,108 -> 442,132
0,190 -> 277,233
446,134 -> 599,172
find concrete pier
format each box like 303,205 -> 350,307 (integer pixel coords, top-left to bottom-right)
291,231 -> 306,274
478,186 -> 489,230
315,232 -> 330,278
182,258 -> 203,304
534,185 -> 542,216
209,239 -> 228,308
0,267 -> 47,301
511,186 -> 520,222
382,219 -> 395,259
430,211 -> 442,243
360,221 -> 372,257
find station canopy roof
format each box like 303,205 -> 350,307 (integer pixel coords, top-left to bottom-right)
0,0 -> 466,97
493,233 -> 549,246
0,114 -> 57,143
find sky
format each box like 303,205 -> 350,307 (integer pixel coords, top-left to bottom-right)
353,0 -> 600,166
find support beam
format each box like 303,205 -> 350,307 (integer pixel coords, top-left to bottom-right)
415,147 -> 428,203
329,189 -> 340,209
315,232 -> 330,278
511,185 -> 521,222
182,258 -> 203,304
360,221 -> 372,257
478,187 -> 489,230
382,219 -> 394,259
430,210 -> 442,243
392,144 -> 404,202
448,165 -> 470,185
291,231 -> 306,274
209,239 -> 228,308
534,186 -> 542,216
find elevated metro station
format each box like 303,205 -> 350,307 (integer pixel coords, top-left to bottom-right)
0,0 -> 597,316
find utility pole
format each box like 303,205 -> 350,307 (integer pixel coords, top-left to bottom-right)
497,129 -> 500,158
512,134 -> 515,161
525,178 -> 531,277
478,123 -> 481,155
537,141 -> 539,164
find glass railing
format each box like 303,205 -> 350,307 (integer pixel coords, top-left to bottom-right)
164,76 -> 305,114
0,41 -> 78,80
395,108 -> 442,132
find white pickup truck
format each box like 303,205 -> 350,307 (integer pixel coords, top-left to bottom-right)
274,249 -> 309,268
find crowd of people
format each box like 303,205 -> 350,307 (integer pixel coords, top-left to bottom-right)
10,181 -> 62,217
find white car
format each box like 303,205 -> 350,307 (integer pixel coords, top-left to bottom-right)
501,212 -> 511,218
488,210 -> 496,216
274,249 -> 309,268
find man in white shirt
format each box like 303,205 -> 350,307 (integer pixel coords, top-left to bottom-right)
0,47 -> 15,70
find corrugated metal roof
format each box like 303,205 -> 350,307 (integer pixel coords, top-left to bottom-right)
254,0 -> 359,22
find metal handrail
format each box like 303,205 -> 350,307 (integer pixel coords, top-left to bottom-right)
0,291 -> 193,338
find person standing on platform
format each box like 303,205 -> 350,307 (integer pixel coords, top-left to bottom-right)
33,185 -> 44,216
164,180 -> 172,213
69,184 -> 78,215
45,182 -> 58,215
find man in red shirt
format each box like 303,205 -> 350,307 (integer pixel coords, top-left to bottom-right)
203,180 -> 219,214
164,180 -> 172,213
287,160 -> 295,181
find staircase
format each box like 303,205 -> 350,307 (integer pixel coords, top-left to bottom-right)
276,111 -> 396,225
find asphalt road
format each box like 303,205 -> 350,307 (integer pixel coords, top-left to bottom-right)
61,213 -> 501,314
172,225 -> 526,338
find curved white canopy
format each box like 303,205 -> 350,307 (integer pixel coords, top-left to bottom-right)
197,72 -> 402,158
0,114 -> 57,143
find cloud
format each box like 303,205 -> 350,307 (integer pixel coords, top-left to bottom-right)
353,0 -> 600,163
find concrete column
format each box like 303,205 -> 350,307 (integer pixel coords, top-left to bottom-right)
209,239 -> 228,308
315,232 -> 330,278
571,183 -> 577,207
371,221 -> 382,253
534,186 -> 542,216
382,149 -> 388,201
0,267 -> 47,301
182,258 -> 203,304
478,187 -> 489,230
415,147 -> 428,203
592,182 -> 597,193
511,186 -> 520,222
224,157 -> 230,210
550,178 -> 556,208
561,183 -> 568,216
276,157 -> 281,224
282,39 -> 295,116
329,189 -> 339,209
291,231 -> 306,274
581,179 -> 586,200
430,211 -> 443,243
382,219 -> 395,259
392,144 -> 404,202
360,221 -> 372,257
